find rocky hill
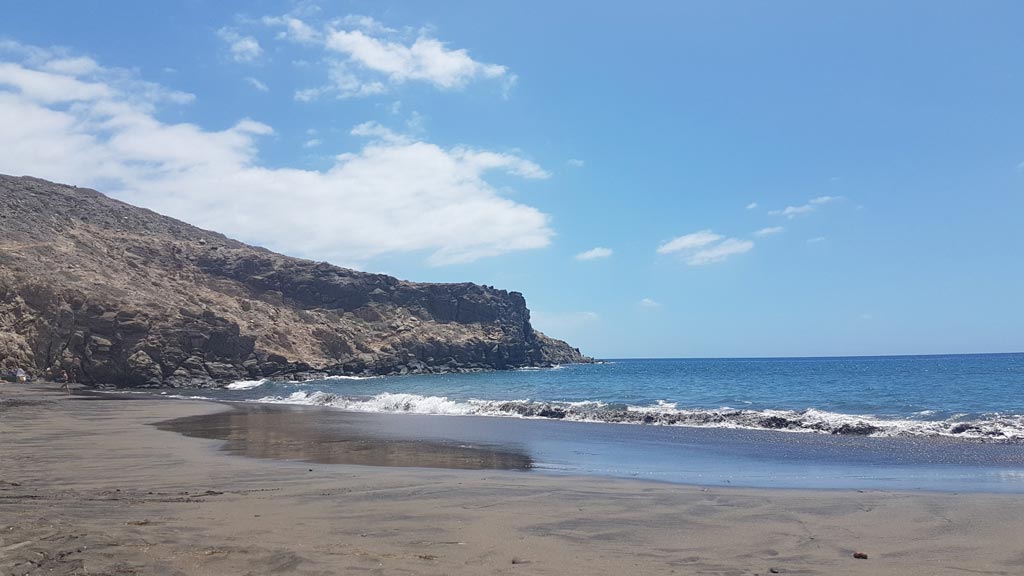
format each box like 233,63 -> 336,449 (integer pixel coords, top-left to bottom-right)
0,175 -> 589,387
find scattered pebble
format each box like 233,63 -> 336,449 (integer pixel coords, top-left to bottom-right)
853,552 -> 869,559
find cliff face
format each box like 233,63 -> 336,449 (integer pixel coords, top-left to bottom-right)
0,175 -> 589,387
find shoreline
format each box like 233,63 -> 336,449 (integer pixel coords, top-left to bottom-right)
154,399 -> 1024,492
4,383 -> 1024,575
83,385 -> 1024,493
142,356 -> 1024,443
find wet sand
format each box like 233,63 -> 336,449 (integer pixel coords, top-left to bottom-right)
3,384 -> 1024,575
157,404 -> 535,470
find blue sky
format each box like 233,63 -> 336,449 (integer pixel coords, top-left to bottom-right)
2,1 -> 1022,358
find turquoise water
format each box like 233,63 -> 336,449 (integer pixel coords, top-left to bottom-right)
197,354 -> 1024,440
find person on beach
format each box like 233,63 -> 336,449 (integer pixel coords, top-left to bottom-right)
15,368 -> 26,384
60,369 -> 70,393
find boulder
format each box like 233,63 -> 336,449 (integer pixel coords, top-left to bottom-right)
126,350 -> 163,387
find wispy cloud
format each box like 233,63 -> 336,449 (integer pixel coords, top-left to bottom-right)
262,15 -> 321,44
656,230 -> 722,254
807,236 -> 827,244
657,230 -> 753,265
245,77 -> 268,91
746,202 -> 758,210
325,27 -> 508,89
0,41 -> 553,267
753,226 -> 783,237
302,138 -> 321,148
810,195 -> 842,205
567,158 -> 585,167
217,28 -> 263,63
638,298 -> 660,308
769,195 -> 843,218
575,247 -> 612,261
687,238 -> 754,265
252,13 -> 513,100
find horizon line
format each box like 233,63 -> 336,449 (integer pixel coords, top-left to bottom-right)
592,351 -> 1023,362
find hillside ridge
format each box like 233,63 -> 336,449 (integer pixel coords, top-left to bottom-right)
0,175 -> 589,387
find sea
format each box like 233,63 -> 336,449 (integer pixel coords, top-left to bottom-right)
163,354 -> 1024,492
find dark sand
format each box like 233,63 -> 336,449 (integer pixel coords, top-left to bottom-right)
3,384 -> 1024,575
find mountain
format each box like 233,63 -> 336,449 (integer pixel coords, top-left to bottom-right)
0,175 -> 589,387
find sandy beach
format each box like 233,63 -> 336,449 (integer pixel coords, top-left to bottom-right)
3,385 -> 1024,576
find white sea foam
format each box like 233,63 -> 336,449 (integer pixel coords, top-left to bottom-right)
225,379 -> 266,390
164,394 -> 215,400
246,391 -> 1024,441
225,375 -> 377,390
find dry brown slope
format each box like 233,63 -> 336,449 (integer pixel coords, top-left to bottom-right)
0,175 -> 589,386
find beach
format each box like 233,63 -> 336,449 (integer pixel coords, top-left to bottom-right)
3,385 -> 1024,575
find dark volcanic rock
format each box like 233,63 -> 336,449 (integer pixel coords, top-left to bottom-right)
0,175 -> 591,387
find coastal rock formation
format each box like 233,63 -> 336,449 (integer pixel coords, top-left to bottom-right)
0,175 -> 589,387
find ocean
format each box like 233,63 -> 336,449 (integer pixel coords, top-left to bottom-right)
164,353 -> 1024,491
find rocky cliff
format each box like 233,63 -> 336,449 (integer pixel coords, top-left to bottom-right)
0,175 -> 589,387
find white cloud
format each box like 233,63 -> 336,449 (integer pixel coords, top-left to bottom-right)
656,230 -> 722,255
245,77 -> 268,91
809,195 -> 842,205
350,120 -> 408,143
770,204 -> 814,218
42,56 -> 99,75
753,226 -> 783,237
261,15 -> 321,44
452,148 -> 550,180
638,298 -> 660,308
657,230 -> 754,266
217,28 -> 263,63
0,43 -> 193,109
303,138 -> 321,148
567,158 -> 585,167
0,61 -> 112,103
405,110 -> 425,132
325,28 -> 508,89
807,236 -> 827,244
686,238 -> 754,265
336,15 -> 397,35
294,87 -> 324,101
324,61 -> 387,97
745,202 -> 758,210
769,195 -> 844,218
575,247 -> 612,261
0,42 -> 553,267
255,13 -> 512,98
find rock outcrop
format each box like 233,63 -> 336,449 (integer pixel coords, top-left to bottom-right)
0,175 -> 590,387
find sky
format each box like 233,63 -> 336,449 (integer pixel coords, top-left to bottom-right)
1,0 -> 1022,358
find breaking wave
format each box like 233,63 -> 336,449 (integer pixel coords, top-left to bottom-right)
225,379 -> 266,390
225,375 -> 378,390
251,391 -> 1024,441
